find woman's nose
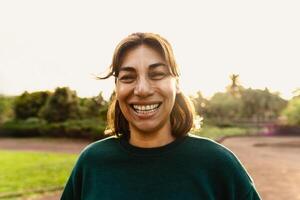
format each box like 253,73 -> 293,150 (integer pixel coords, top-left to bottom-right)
134,77 -> 154,97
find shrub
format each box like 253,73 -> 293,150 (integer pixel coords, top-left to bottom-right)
0,95 -> 15,123
39,87 -> 80,122
0,118 -> 107,140
0,118 -> 45,137
205,92 -> 242,126
14,91 -> 50,120
281,98 -> 300,125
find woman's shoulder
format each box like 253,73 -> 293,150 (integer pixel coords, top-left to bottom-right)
83,135 -> 120,151
77,136 -> 121,160
185,133 -> 232,153
184,134 -> 259,199
186,134 -> 255,183
184,133 -> 244,168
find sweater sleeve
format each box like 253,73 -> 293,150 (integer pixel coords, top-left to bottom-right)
243,186 -> 262,200
60,152 -> 85,200
225,150 -> 262,200
213,143 -> 262,200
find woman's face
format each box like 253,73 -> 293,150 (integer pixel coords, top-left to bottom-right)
116,44 -> 179,136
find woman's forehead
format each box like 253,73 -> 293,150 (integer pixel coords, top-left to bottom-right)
122,45 -> 164,60
118,45 -> 166,67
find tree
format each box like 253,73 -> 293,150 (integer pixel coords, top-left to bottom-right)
281,98 -> 300,125
0,95 -> 15,123
190,91 -> 208,117
14,91 -> 50,119
226,74 -> 243,97
292,88 -> 300,99
240,88 -> 287,122
39,87 -> 80,122
205,92 -> 242,126
79,92 -> 108,119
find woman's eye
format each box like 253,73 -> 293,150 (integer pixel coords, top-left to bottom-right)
149,72 -> 167,80
119,75 -> 135,83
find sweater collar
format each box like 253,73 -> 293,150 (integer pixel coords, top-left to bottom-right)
119,135 -> 187,156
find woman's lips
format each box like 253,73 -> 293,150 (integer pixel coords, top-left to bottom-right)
132,103 -> 160,111
130,103 -> 162,119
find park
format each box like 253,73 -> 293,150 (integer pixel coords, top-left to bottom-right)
0,78 -> 300,199
1,1 -> 300,199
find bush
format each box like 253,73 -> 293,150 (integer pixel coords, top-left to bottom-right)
281,98 -> 300,125
0,95 -> 14,123
191,125 -> 252,140
78,95 -> 108,120
0,118 -> 45,137
205,92 -> 242,126
39,87 -> 80,122
14,91 -> 50,120
0,118 -> 107,140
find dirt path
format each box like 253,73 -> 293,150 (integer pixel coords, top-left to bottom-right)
0,138 -> 90,154
1,136 -> 300,200
222,136 -> 300,200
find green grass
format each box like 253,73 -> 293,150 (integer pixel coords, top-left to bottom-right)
191,126 -> 258,140
0,150 -> 77,198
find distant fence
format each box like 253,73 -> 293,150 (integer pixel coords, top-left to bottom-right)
211,118 -> 300,136
268,125 -> 300,135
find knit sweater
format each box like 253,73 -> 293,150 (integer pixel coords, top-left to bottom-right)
61,134 -> 261,200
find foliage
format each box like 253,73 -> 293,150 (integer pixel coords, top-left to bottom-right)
39,87 -> 80,122
0,150 -> 77,197
0,88 -> 110,140
292,88 -> 300,98
194,74 -> 288,127
13,91 -> 50,120
191,86 -> 287,127
190,91 -> 208,117
205,92 -> 242,126
0,95 -> 15,124
0,118 -> 46,137
0,118 -> 106,140
240,88 -> 287,121
79,92 -> 108,120
226,74 -> 243,97
281,97 -> 300,125
10,89 -> 108,123
191,125 -> 255,140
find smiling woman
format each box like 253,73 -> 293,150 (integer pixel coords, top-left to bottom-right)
102,32 -> 194,143
61,33 -> 261,200
115,44 -> 181,147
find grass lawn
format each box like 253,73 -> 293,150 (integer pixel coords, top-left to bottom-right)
191,125 -> 259,140
0,150 -> 77,199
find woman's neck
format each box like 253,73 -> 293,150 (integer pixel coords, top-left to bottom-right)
129,127 -> 175,148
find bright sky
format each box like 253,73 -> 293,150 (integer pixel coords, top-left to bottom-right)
1,0 -> 299,100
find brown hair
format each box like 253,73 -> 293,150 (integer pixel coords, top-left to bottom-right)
99,32 -> 194,139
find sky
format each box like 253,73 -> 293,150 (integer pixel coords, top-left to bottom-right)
1,0 -> 299,100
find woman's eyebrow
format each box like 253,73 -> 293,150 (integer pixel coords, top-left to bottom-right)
149,62 -> 167,69
119,66 -> 135,72
119,62 -> 167,72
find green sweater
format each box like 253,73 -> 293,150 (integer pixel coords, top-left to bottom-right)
61,134 -> 261,200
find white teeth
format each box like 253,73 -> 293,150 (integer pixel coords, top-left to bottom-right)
133,104 -> 159,112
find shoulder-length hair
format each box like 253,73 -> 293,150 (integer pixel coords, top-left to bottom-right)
98,32 -> 194,139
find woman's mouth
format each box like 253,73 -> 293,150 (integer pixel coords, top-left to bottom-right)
130,103 -> 161,114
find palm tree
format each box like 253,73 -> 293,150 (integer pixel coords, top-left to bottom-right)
226,74 -> 242,97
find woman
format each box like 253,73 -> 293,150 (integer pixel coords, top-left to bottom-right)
61,32 -> 261,199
